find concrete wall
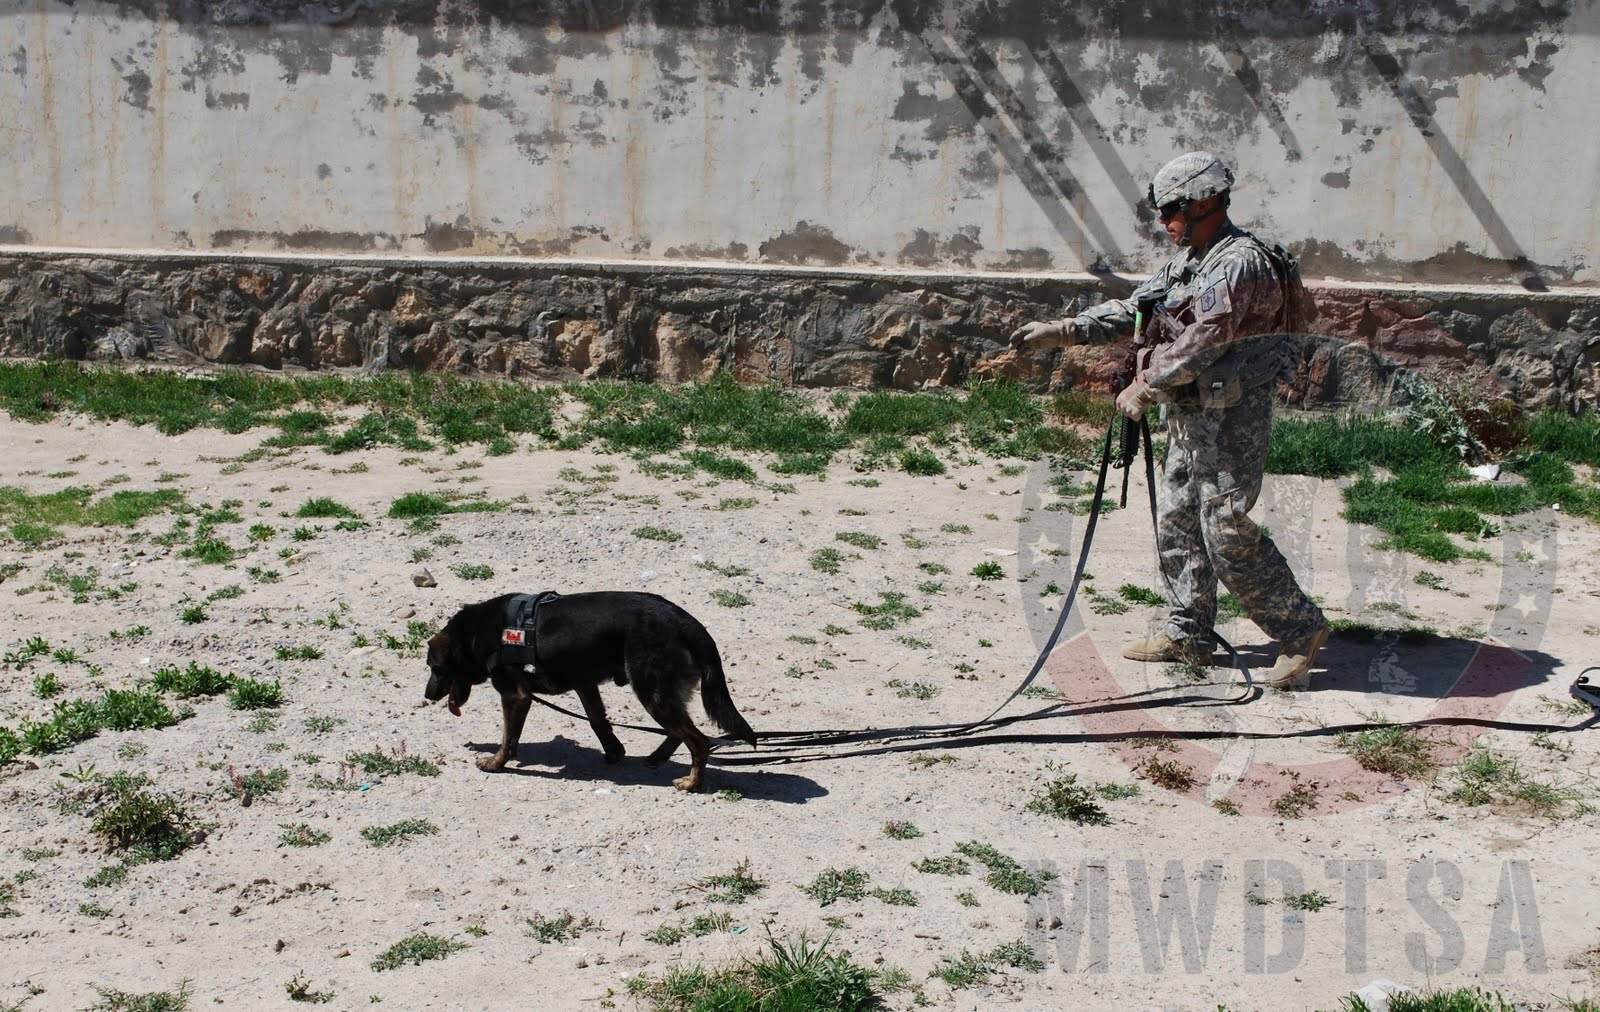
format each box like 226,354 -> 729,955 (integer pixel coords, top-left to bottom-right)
3,1 -> 1596,287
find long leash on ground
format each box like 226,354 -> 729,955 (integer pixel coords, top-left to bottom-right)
515,419 -> 1600,762
518,414 -> 1267,755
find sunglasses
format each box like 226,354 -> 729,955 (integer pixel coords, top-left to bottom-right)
1156,200 -> 1186,222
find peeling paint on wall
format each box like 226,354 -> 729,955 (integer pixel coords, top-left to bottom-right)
3,0 -> 1597,286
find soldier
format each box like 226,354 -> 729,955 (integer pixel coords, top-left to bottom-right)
1010,151 -> 1328,688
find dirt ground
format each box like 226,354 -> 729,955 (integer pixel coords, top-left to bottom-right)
2,408 -> 1598,1012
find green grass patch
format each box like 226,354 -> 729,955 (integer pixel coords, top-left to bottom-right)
0,485 -> 184,546
1283,890 -> 1333,912
1445,748 -> 1586,818
78,774 -> 202,867
360,819 -> 440,847
1334,987 -> 1521,1011
933,939 -> 1045,990
899,447 -> 945,476
626,932 -> 881,1011
851,592 -> 921,631
227,678 -> 282,710
914,856 -> 969,876
1336,724 -> 1439,779
835,530 -> 881,550
526,910 -> 597,943
699,860 -> 766,904
345,749 -> 440,778
295,498 -> 359,519
1116,583 -> 1166,606
801,867 -> 870,906
85,980 -> 194,1012
809,547 -> 844,574
954,841 -> 1053,896
150,663 -> 233,698
1025,766 -> 1112,825
971,560 -> 1004,581
223,767 -> 289,800
278,823 -> 331,848
386,491 -> 508,524
370,932 -> 467,972
632,525 -> 682,542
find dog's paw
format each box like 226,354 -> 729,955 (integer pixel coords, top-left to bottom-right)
476,755 -> 507,773
603,747 -> 625,766
672,774 -> 703,793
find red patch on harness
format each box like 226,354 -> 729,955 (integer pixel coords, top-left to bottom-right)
502,628 -> 525,646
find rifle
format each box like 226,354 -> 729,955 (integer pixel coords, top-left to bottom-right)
1115,295 -> 1162,508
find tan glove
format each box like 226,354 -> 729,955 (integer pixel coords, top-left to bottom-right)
1008,318 -> 1078,352
1116,375 -> 1155,419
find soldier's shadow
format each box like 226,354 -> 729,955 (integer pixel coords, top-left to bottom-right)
1233,631 -> 1566,701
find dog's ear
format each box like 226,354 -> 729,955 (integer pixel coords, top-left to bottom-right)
426,630 -> 449,668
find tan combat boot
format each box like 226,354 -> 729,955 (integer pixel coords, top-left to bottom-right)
1121,633 -> 1212,664
1264,624 -> 1330,688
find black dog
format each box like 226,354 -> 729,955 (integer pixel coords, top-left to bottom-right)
425,591 -> 757,792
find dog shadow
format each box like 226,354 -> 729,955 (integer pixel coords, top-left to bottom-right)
466,735 -> 828,804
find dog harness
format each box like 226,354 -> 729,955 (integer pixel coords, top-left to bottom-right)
495,591 -> 560,674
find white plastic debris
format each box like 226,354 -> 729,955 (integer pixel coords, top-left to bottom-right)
1354,980 -> 1414,1012
1468,463 -> 1501,482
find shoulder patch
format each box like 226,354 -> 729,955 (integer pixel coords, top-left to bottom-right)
1197,279 -> 1232,318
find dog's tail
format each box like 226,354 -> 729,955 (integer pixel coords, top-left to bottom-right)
699,644 -> 757,747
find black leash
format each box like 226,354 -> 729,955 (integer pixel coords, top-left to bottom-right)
517,418 -> 1124,744
509,414 -> 1589,766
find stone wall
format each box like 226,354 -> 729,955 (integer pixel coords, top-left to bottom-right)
4,251 -> 1596,411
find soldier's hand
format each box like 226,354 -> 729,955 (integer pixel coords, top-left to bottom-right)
1116,376 -> 1155,419
1008,319 -> 1076,351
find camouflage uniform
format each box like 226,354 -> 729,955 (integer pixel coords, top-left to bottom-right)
1075,224 -> 1325,650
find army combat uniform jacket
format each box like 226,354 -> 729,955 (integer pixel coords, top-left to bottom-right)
1069,224 -> 1326,650
1073,223 -> 1302,408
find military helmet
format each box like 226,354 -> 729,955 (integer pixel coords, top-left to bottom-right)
1147,151 -> 1235,210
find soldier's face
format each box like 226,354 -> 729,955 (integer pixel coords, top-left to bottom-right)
1161,208 -> 1188,245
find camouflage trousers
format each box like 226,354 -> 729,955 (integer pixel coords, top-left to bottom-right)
1154,392 -> 1324,647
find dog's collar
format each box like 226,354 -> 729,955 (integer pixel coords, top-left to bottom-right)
493,591 -> 560,674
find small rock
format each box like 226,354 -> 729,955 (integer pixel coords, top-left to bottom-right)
349,646 -> 379,658
412,568 -> 437,588
392,606 -> 416,619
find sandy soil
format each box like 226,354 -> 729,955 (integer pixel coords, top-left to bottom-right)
2,408 -> 1598,1012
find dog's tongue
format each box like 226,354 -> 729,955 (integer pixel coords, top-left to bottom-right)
447,698 -> 461,717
